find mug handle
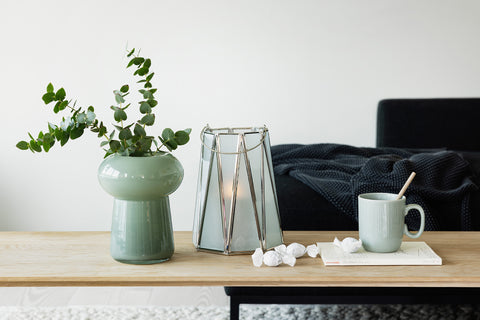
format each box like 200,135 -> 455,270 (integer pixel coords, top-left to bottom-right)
403,204 -> 425,239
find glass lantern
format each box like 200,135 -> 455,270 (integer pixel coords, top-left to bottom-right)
193,125 -> 283,254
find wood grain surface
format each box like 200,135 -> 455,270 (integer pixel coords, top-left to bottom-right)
0,286 -> 229,307
0,231 -> 479,287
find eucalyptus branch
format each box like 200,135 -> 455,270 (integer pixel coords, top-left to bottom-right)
17,48 -> 191,158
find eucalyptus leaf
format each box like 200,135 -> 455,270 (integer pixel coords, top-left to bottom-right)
142,90 -> 153,99
147,100 -> 158,107
114,109 -> 127,122
140,114 -> 155,126
134,67 -> 149,76
103,150 -> 113,158
114,92 -> 125,104
139,102 -> 151,114
174,130 -> 190,145
55,129 -> 64,141
119,128 -> 133,140
43,139 -> 53,152
139,137 -> 152,152
60,132 -> 69,146
99,122 -> 107,133
109,140 -> 121,152
143,59 -> 151,68
76,113 -> 87,124
53,101 -> 60,113
42,92 -> 55,104
98,125 -> 107,137
70,126 -> 84,140
55,88 -> 66,101
16,141 -> 29,150
165,139 -> 178,151
120,84 -> 129,93
43,133 -> 53,144
132,57 -> 144,65
30,140 -> 42,152
162,128 -> 175,140
86,110 -> 96,123
131,134 -> 140,142
127,48 -> 135,57
134,123 -> 146,137
59,100 -> 68,111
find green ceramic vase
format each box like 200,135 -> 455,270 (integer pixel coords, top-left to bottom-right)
97,153 -> 184,264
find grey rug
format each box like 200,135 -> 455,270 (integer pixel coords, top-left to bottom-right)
0,304 -> 479,320
242,304 -> 480,320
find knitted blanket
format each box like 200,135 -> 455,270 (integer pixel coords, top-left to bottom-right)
272,144 -> 478,230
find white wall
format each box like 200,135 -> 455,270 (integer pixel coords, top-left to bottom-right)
3,0 -> 479,232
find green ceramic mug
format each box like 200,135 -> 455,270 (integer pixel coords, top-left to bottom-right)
358,193 -> 425,253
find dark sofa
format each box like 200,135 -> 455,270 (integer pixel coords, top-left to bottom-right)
225,98 -> 480,320
274,99 -> 480,232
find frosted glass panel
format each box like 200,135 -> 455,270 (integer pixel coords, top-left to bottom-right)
193,126 -> 283,254
193,133 -> 214,245
264,160 -> 282,249
230,151 -> 261,252
194,132 -> 224,251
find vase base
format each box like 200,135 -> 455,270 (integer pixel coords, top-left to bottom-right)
114,257 -> 170,265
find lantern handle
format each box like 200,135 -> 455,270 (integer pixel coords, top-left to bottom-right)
199,125 -> 268,154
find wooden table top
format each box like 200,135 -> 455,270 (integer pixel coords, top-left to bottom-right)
0,231 -> 479,287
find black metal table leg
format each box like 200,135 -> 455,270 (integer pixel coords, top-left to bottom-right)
230,295 -> 240,320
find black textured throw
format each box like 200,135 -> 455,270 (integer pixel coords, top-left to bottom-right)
272,144 -> 478,231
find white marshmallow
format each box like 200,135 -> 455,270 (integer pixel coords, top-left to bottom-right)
333,237 -> 363,253
286,243 -> 306,258
263,250 -> 283,267
274,244 -> 287,255
251,248 -> 264,267
281,254 -> 296,267
306,244 -> 319,258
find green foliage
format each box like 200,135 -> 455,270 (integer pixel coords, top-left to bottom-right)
17,48 -> 191,157
16,141 -> 29,150
55,88 -> 66,101
159,128 -> 192,151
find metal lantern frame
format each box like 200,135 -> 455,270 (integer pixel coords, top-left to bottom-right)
193,125 -> 283,255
